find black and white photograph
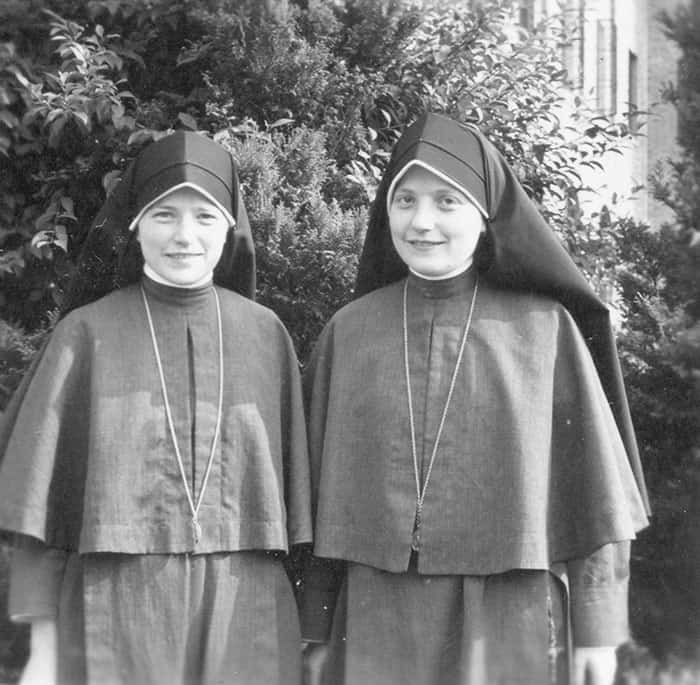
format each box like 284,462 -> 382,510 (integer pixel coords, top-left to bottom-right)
0,1 -> 697,684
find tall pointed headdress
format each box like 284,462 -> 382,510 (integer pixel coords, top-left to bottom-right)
356,112 -> 650,513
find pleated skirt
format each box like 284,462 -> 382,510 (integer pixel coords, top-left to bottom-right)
55,551 -> 302,685
321,560 -> 571,685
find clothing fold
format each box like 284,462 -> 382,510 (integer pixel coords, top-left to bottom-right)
0,278 -> 313,555
304,273 -> 647,576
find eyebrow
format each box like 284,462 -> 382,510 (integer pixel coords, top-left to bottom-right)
149,203 -> 221,212
394,183 -> 467,196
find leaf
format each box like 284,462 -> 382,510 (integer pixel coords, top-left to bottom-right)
0,109 -> 19,129
177,112 -> 198,130
71,109 -> 90,132
0,134 -> 11,156
100,52 -> 123,71
96,97 -> 112,123
127,129 -> 157,146
59,196 -> 76,220
113,113 -> 136,131
110,101 -> 125,120
102,169 -> 122,194
6,65 -> 31,89
48,116 -> 67,148
118,49 -> 145,69
268,118 -> 295,129
31,229 -> 55,250
0,250 -> 25,275
54,224 -> 68,251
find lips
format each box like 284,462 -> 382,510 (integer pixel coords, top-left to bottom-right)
407,240 -> 445,250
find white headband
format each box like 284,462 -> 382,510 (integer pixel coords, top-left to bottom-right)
128,182 -> 236,232
386,159 -> 488,218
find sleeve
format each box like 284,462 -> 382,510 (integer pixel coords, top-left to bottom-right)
8,536 -> 68,623
0,316 -> 90,549
278,323 -> 313,547
568,541 -> 630,647
548,308 -> 648,562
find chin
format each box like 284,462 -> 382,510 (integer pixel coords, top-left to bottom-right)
165,271 -> 205,286
410,263 -> 449,277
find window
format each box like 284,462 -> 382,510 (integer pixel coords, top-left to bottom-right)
596,17 -> 617,114
518,0 -> 535,30
560,0 -> 585,89
578,0 -> 585,90
628,50 -> 639,130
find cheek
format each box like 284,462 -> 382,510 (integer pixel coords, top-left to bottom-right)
137,238 -> 161,268
135,232 -> 152,258
388,213 -> 406,247
206,226 -> 230,258
136,222 -> 167,251
460,230 -> 482,254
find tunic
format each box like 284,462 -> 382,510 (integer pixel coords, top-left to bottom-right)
0,277 -> 312,684
300,270 -> 648,684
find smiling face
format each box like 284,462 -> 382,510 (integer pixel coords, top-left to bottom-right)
388,165 -> 486,278
136,186 -> 231,286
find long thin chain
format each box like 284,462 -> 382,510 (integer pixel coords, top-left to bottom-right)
140,285 -> 224,547
403,276 -> 479,551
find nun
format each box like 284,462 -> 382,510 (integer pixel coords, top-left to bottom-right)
300,113 -> 649,685
0,131 -> 312,685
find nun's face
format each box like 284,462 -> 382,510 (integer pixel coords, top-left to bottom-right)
137,187 -> 230,286
388,165 -> 485,278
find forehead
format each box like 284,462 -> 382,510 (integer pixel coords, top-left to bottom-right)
394,165 -> 467,194
148,185 -> 221,208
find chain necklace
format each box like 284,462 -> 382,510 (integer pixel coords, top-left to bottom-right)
140,284 -> 224,548
403,275 -> 479,552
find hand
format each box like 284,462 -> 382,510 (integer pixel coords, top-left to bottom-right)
573,646 -> 618,685
302,642 -> 330,685
18,618 -> 57,685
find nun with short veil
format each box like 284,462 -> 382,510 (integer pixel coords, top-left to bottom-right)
0,131 -> 312,685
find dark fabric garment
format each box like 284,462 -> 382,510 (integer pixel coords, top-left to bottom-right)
299,543 -> 630,650
48,550 -> 301,685
63,131 -> 256,315
3,277 -> 310,683
0,277 -> 312,553
300,270 -> 644,680
354,113 -> 649,514
8,537 -> 68,621
567,541 -> 631,647
304,272 -> 647,576
320,561 -> 569,685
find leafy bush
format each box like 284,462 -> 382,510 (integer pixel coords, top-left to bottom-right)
1,0 -> 697,678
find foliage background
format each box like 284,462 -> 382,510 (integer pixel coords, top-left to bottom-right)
0,0 -> 698,681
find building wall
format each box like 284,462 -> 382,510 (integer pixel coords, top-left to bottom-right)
525,0 -> 681,226
646,0 -> 682,228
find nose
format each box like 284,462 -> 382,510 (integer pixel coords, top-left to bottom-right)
409,201 -> 435,232
172,214 -> 196,243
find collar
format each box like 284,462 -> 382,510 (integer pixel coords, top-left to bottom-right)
407,265 -> 478,300
141,273 -> 214,309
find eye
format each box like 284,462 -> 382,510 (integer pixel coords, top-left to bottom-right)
150,208 -> 176,221
391,192 -> 415,208
437,194 -> 462,210
197,211 -> 219,222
